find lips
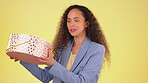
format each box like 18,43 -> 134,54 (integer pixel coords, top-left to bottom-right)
70,29 -> 77,33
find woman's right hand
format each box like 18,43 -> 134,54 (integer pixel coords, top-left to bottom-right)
9,56 -> 19,62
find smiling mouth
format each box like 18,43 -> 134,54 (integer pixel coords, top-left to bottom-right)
70,29 -> 77,33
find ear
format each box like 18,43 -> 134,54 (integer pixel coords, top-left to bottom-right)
85,21 -> 89,28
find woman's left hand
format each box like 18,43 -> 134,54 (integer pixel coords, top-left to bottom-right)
36,49 -> 56,67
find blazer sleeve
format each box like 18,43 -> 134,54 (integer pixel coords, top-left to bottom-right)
20,62 -> 53,83
20,46 -> 64,83
48,44 -> 105,83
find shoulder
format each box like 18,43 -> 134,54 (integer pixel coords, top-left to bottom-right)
88,41 -> 105,54
90,42 -> 105,50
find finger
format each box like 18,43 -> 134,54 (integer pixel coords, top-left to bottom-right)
36,57 -> 46,61
36,57 -> 45,63
38,57 -> 47,60
10,56 -> 14,59
36,57 -> 42,61
47,48 -> 51,57
48,49 -> 54,57
14,59 -> 19,62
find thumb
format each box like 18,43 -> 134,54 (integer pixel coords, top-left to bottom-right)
48,48 -> 54,57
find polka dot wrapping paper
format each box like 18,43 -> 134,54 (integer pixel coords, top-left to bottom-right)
6,34 -> 51,64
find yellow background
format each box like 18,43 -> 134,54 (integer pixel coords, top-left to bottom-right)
0,0 -> 148,83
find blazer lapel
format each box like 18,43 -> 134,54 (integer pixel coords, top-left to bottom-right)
61,39 -> 74,67
70,38 -> 91,72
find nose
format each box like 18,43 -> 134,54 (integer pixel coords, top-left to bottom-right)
69,21 -> 74,27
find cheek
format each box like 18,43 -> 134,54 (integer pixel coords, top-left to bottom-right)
66,23 -> 69,27
66,24 -> 71,32
79,23 -> 86,29
67,23 -> 70,29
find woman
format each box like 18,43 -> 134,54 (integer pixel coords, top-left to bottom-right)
14,5 -> 110,83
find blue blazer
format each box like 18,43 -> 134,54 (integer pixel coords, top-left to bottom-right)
20,37 -> 105,83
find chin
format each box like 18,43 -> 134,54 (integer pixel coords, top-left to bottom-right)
70,33 -> 76,37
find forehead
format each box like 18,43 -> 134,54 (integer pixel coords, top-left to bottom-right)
67,9 -> 84,19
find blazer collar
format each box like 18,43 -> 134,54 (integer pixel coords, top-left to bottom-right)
61,37 -> 92,71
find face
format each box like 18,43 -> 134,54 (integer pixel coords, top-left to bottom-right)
67,9 -> 88,37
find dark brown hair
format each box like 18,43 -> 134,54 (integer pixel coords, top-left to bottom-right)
52,5 -> 110,66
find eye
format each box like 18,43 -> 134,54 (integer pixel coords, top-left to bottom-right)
75,20 -> 79,22
67,20 -> 70,23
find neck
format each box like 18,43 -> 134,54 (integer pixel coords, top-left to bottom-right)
73,36 -> 86,47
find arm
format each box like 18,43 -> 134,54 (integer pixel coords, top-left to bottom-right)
20,62 -> 53,83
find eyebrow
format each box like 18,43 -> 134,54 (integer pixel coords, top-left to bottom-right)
67,17 -> 80,19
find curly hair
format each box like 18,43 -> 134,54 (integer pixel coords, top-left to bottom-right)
52,5 -> 110,66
